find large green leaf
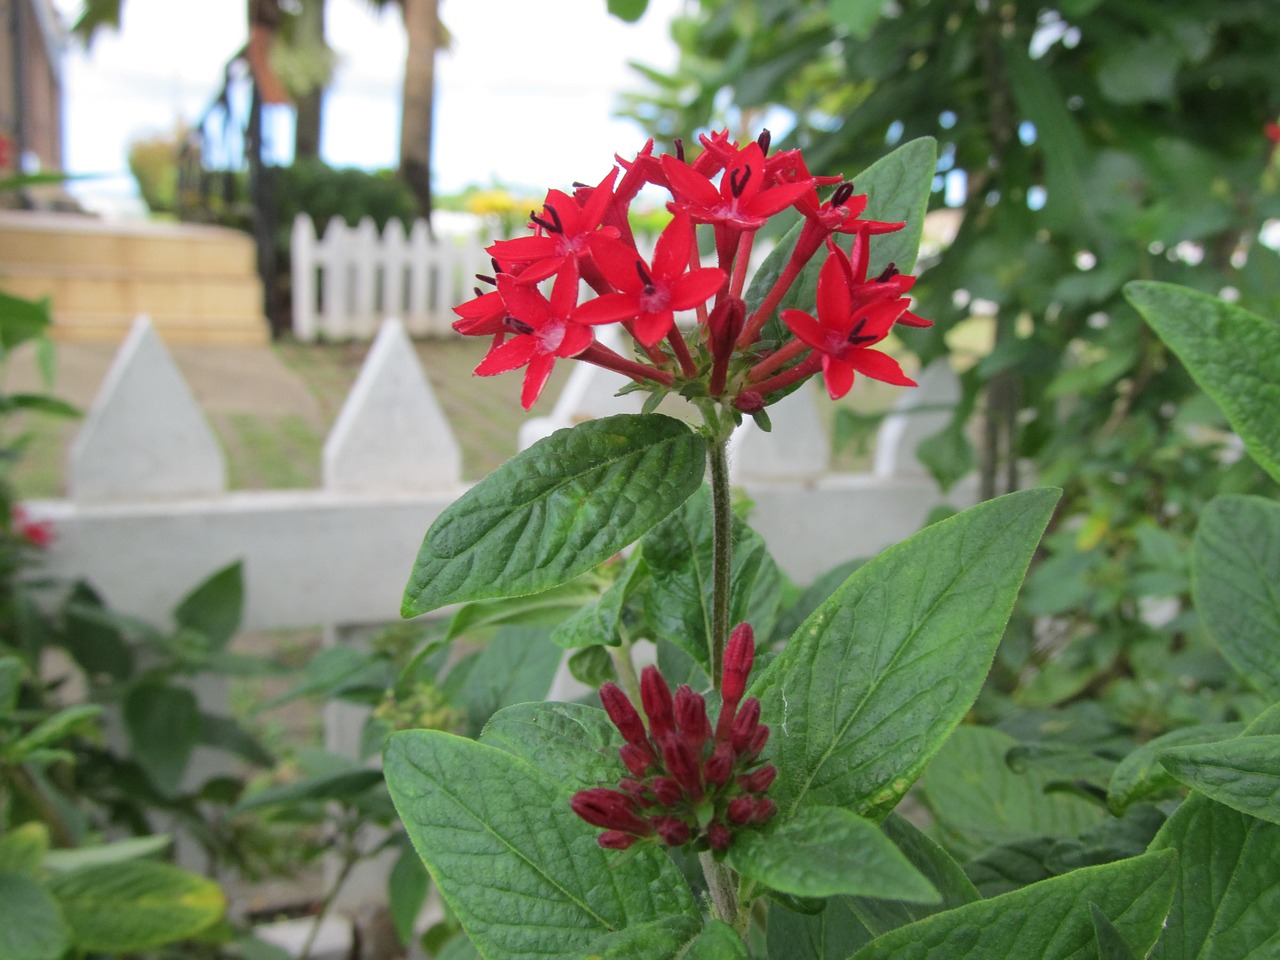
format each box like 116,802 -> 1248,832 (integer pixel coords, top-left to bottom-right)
767,898 -> 873,959
172,560 -> 243,653
849,849 -> 1176,960
461,626 -> 564,736
384,729 -> 696,959
479,701 -> 624,793
1126,281 -> 1280,484
0,872 -> 71,960
1150,794 -> 1280,958
123,681 -> 200,797
47,861 -> 225,953
730,805 -> 938,901
921,726 -> 1106,861
752,487 -> 1060,819
1191,494 -> 1280,699
402,414 -> 706,615
1107,722 -> 1243,816
1159,735 -> 1280,825
641,485 -> 782,671
844,814 -> 981,936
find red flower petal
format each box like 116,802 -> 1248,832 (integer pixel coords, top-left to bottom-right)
848,348 -> 916,387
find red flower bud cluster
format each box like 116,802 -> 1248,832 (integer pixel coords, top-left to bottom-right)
452,130 -> 929,410
571,623 -> 775,852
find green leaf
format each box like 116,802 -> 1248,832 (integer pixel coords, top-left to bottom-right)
641,485 -> 782,671
0,823 -> 49,876
844,814 -> 981,936
0,290 -> 52,349
47,861 -> 224,953
461,626 -> 564,736
569,645 -> 617,687
915,420 -> 976,493
848,849 -> 1177,960
0,656 -> 21,713
1092,903 -> 1139,960
731,805 -> 939,901
922,726 -> 1106,861
479,701 -> 624,794
753,487 -> 1060,820
43,835 -> 172,873
0,871 -> 72,960
1097,36 -> 1181,104
2,393 -> 80,418
263,644 -> 391,708
606,0 -> 647,23
123,682 -> 200,797
198,712 -> 275,767
1126,282 -> 1280,485
830,0 -> 884,38
1107,723 -> 1243,816
402,414 -> 705,616
232,767 -> 384,814
552,551 -> 645,649
388,843 -> 430,947
172,561 -> 244,652
384,730 -> 696,959
584,915 -> 702,958
1149,794 -> 1280,959
1159,735 -> 1280,825
683,920 -> 750,958
767,898 -> 872,959
14,703 -> 103,755
448,578 -> 601,640
1191,495 -> 1280,699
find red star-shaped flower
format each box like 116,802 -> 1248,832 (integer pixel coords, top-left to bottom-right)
475,262 -> 626,409
578,210 -> 727,345
780,242 -> 917,399
487,168 -> 620,282
660,141 -> 813,233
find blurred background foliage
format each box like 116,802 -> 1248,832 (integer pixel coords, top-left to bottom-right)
621,0 -> 1280,736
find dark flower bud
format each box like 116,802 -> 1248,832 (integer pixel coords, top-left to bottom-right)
600,682 -> 651,750
661,737 -> 705,802
721,623 -> 755,707
746,724 -> 770,760
598,830 -> 637,850
707,822 -> 733,852
730,697 -> 762,753
640,666 -> 676,742
674,685 -> 711,752
708,296 -> 747,359
727,795 -> 756,825
750,797 -> 778,824
733,390 -> 766,414
571,789 -> 652,836
620,743 -> 653,778
618,778 -> 652,806
740,765 -> 777,794
653,816 -> 691,847
704,742 -> 736,787
651,777 -> 684,807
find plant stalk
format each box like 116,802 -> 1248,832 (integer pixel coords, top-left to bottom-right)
707,433 -> 733,691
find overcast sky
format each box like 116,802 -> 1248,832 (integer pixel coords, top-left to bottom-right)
52,0 -> 683,213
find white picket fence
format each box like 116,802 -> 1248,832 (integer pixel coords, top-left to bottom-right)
291,214 -> 493,341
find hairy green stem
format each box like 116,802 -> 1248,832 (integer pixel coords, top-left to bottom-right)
610,630 -> 642,705
699,850 -> 742,932
707,434 -> 733,691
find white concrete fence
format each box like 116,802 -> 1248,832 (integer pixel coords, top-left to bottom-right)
27,315 -> 975,641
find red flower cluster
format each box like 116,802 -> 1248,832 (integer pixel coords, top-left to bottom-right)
453,130 -> 930,409
571,623 -> 775,852
10,505 -> 54,548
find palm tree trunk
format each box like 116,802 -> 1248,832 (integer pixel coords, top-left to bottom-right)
294,0 -> 327,160
398,0 -> 437,223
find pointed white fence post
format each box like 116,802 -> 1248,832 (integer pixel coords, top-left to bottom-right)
323,317 -> 462,492
291,214 -> 318,341
319,216 -> 349,340
350,217 -> 380,339
873,359 -> 961,477
729,380 -> 831,482
405,219 -> 433,336
379,218 -> 409,334
68,316 -> 226,501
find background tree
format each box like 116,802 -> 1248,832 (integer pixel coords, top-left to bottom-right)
623,0 -> 1280,727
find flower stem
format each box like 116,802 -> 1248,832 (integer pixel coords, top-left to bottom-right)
700,850 -> 742,930
707,434 -> 733,692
